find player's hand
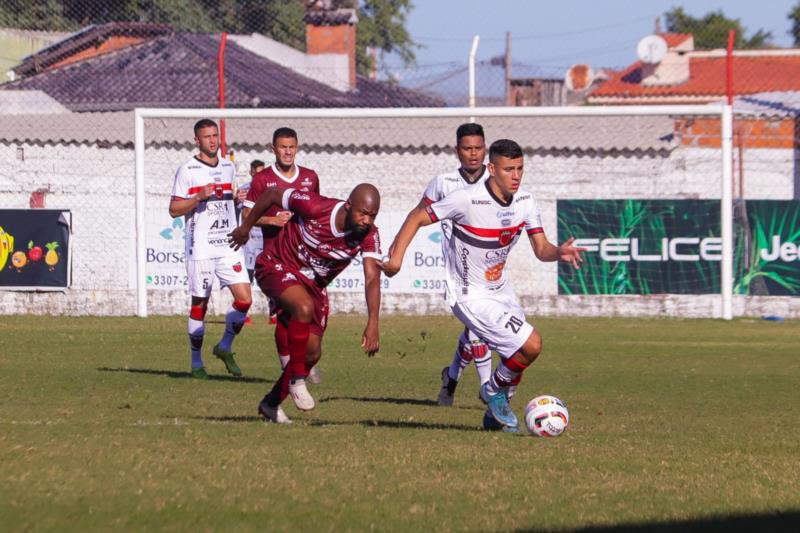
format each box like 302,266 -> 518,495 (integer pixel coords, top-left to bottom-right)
195,184 -> 214,201
361,321 -> 380,357
270,211 -> 292,227
557,237 -> 587,269
378,255 -> 401,277
235,187 -> 247,203
227,226 -> 250,250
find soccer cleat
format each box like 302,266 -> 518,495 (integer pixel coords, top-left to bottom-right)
213,344 -> 242,377
289,379 -> 315,411
307,365 -> 322,385
191,367 -> 209,379
480,382 -> 518,428
482,410 -> 520,433
437,367 -> 458,406
258,401 -> 292,424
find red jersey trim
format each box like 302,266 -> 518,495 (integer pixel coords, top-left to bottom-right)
422,196 -> 434,206
425,205 -> 439,222
459,223 -> 526,238
527,227 -> 544,235
187,183 -> 232,195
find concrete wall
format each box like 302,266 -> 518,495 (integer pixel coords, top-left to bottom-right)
0,141 -> 796,318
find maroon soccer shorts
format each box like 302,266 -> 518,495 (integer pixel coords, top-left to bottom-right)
255,254 -> 329,337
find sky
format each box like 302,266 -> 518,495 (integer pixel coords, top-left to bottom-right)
388,0 -> 798,73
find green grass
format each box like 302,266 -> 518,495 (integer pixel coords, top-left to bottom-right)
1,315 -> 799,532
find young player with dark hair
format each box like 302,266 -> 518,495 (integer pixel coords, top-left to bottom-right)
230,184 -> 384,424
382,139 -> 585,432
169,119 -> 252,379
242,127 -> 322,382
411,122 -> 493,406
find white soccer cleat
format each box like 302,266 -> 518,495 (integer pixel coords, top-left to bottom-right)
289,379 -> 315,411
258,401 -> 292,424
307,366 -> 322,385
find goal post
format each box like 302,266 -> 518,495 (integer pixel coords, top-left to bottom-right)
134,104 -> 733,319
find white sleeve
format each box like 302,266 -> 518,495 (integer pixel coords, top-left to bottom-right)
525,198 -> 544,235
171,165 -> 190,199
427,188 -> 466,223
422,176 -> 442,205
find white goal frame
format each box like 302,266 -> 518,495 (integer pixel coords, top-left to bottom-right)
134,104 -> 733,319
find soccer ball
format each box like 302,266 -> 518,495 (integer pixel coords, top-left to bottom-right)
524,395 -> 569,437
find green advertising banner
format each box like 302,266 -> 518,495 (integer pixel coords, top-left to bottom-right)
558,199 -> 800,296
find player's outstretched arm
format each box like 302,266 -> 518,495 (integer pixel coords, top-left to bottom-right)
361,255 -> 382,356
381,207 -> 433,277
529,234 -> 586,269
241,207 -> 292,228
228,188 -> 285,249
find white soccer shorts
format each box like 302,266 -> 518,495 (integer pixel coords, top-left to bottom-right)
451,291 -> 534,359
187,252 -> 250,298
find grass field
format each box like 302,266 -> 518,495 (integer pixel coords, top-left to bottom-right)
1,314 -> 799,532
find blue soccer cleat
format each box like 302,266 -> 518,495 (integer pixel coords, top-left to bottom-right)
480,382 -> 518,428
482,409 -> 520,433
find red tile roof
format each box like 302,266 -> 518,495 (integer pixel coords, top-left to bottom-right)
590,54 -> 800,102
660,33 -> 692,48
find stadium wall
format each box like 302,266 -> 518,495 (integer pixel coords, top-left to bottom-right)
0,141 -> 797,318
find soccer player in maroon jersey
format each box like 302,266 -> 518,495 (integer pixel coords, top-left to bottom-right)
229,183 -> 383,424
242,127 -> 322,382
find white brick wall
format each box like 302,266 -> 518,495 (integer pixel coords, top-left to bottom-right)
0,141 -> 796,317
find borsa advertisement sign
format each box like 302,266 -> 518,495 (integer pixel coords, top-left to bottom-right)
558,200 -> 800,296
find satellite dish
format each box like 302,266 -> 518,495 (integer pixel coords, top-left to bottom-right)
637,35 -> 668,64
564,64 -> 594,91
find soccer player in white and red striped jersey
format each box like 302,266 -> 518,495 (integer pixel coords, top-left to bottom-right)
229,184 -> 383,424
383,139 -> 585,432
416,122 -> 492,407
242,127 -> 322,383
169,119 -> 252,379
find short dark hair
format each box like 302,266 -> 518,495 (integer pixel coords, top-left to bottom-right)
489,139 -> 523,161
456,123 -> 485,144
250,159 -> 265,172
194,118 -> 217,137
272,127 -> 298,146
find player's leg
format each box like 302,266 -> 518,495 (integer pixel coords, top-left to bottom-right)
272,299 -> 291,370
243,268 -> 255,326
438,328 -> 489,406
212,256 -> 252,377
185,259 -> 214,378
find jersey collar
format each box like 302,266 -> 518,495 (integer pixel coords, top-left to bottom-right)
272,162 -> 300,184
194,155 -> 219,168
457,165 -> 487,185
484,180 -> 513,207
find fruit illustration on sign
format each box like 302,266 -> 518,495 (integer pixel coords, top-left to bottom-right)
0,226 -> 13,270
28,241 -> 43,262
45,241 -> 59,269
11,250 -> 27,269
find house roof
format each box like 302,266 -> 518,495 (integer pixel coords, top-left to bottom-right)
589,52 -> 800,103
0,110 -> 679,157
1,33 -> 442,110
731,91 -> 800,117
13,22 -> 172,77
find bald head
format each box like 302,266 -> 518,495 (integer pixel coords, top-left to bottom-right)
345,183 -> 381,236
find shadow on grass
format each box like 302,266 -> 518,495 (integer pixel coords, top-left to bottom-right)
319,395 -> 482,411
97,367 -> 271,384
524,510 -> 800,533
186,415 -> 264,423
185,415 -> 482,432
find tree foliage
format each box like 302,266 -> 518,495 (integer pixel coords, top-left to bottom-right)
0,0 -> 415,74
664,7 -> 772,49
788,2 -> 800,47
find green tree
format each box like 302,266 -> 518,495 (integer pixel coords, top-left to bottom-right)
664,7 -> 772,49
789,2 -> 800,47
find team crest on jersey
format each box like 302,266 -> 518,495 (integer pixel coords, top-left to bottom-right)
317,243 -> 332,254
232,262 -> 242,272
498,229 -> 514,246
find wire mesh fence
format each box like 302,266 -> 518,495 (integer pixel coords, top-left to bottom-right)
0,2 -> 798,317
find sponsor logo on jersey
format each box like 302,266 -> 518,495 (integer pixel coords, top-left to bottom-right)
282,272 -> 297,282
515,193 -> 531,202
472,199 -> 490,205
496,210 -> 515,218
444,176 -> 460,182
501,219 -> 511,227
317,243 -> 332,254
484,262 -> 505,281
292,193 -> 311,201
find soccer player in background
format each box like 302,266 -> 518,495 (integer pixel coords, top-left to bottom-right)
229,184 -> 383,424
236,160 -> 265,327
411,122 -> 493,406
382,139 -> 585,432
169,119 -> 252,379
242,128 -> 322,383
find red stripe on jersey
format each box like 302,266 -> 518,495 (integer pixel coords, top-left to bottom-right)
187,183 -> 233,195
425,205 -> 439,222
527,227 -> 544,235
459,223 -> 525,238
422,196 -> 434,206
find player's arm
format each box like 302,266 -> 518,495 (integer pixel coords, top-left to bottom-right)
361,254 -> 382,356
529,233 -> 585,269
241,206 -> 291,228
169,185 -> 213,218
228,188 -> 286,249
381,207 -> 434,277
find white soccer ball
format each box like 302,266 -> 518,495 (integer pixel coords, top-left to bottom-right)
524,395 -> 569,437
